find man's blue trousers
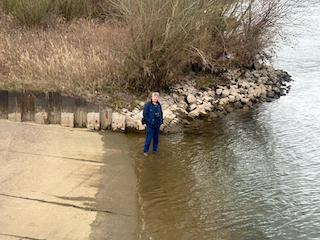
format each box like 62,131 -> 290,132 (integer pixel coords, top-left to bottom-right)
144,125 -> 160,153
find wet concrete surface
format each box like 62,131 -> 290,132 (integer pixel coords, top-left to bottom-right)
0,120 -> 137,240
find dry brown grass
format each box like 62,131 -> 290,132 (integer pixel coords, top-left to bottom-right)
0,0 -> 305,99
0,14 -> 128,99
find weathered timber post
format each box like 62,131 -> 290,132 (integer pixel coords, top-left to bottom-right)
0,90 -> 8,119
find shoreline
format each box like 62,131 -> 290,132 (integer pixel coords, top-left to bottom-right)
0,65 -> 292,134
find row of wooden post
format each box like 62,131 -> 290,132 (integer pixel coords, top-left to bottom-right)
0,90 -> 114,130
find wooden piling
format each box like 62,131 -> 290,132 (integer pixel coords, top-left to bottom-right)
48,92 -> 62,124
8,92 -> 23,122
22,91 -> 35,122
34,93 -> 49,124
0,90 -> 8,119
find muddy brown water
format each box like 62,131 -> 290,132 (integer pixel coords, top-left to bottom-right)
126,3 -> 320,240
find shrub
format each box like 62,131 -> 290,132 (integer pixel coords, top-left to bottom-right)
111,0 -> 205,91
111,0 -> 302,91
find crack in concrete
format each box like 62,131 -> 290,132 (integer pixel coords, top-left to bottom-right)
0,193 -> 134,218
0,148 -> 105,165
0,232 -> 46,240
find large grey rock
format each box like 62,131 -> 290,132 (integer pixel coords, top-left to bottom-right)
234,101 -> 243,109
126,115 -> 145,131
189,103 -> 197,111
239,81 -> 250,89
238,87 -> 247,94
234,93 -> 241,101
247,94 -> 254,100
168,104 -> 178,112
222,89 -> 230,98
219,98 -> 229,105
161,101 -> 170,110
248,87 -> 255,95
273,87 -> 281,94
230,84 -> 239,89
259,85 -> 267,97
186,94 -> 197,104
196,98 -> 203,105
267,90 -> 275,98
228,95 -> 236,103
240,97 -> 250,104
139,101 -> 145,108
172,93 -> 179,101
163,109 -> 177,125
132,107 -> 140,114
188,109 -> 200,119
259,76 -> 268,83
207,90 -> 215,97
253,86 -> 262,97
195,105 -> 208,117
246,101 -> 253,107
252,71 -> 261,79
121,108 -> 129,114
177,100 -> 188,110
202,95 -> 212,103
202,102 -> 213,111
216,88 -> 223,96
175,107 -> 188,118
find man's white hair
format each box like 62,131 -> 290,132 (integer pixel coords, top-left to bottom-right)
151,92 -> 160,97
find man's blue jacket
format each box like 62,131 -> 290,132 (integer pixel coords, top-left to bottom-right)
143,101 -> 164,127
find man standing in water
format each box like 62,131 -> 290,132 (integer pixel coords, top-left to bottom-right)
143,92 -> 164,156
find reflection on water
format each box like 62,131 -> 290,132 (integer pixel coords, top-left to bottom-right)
128,3 -> 320,240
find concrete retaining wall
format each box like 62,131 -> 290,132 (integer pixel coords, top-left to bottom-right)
0,91 -> 118,131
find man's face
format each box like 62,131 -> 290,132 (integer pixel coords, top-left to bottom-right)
152,95 -> 159,103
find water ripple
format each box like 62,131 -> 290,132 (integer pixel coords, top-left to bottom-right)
131,3 -> 320,239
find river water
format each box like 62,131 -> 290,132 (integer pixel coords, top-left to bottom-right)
128,3 -> 320,240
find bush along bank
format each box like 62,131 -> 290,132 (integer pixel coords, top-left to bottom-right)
0,65 -> 292,133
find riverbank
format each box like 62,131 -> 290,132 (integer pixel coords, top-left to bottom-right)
0,0 -> 295,132
0,65 -> 292,133
1,0 -> 298,109
0,120 -> 138,240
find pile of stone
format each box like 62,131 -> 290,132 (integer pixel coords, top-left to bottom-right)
114,66 -> 292,133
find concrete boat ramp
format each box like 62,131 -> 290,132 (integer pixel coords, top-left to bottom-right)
0,120 -> 137,240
